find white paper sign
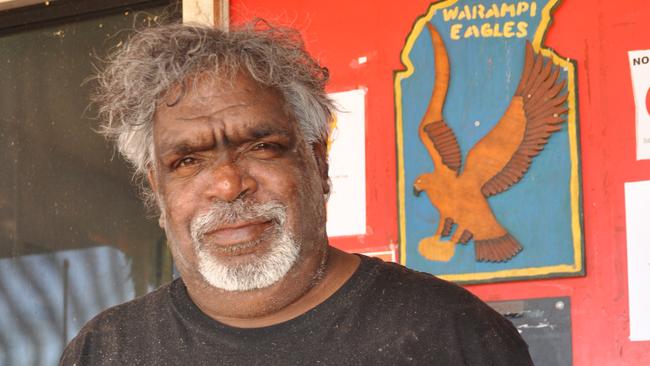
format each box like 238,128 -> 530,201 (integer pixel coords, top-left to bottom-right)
628,50 -> 650,160
325,89 -> 367,237
624,180 -> 650,341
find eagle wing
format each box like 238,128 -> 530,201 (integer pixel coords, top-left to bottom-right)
463,42 -> 568,195
419,23 -> 462,174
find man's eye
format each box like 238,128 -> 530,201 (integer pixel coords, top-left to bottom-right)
247,142 -> 286,159
251,142 -> 282,152
177,157 -> 197,167
252,143 -> 273,150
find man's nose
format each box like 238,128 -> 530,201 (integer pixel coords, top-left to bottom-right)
205,162 -> 257,202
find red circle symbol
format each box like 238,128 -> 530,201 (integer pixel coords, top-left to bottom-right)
646,86 -> 650,116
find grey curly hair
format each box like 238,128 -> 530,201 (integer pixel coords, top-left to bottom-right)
94,22 -> 333,210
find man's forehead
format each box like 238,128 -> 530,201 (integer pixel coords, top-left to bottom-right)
159,72 -> 292,120
163,71 -> 265,104
152,73 -> 299,150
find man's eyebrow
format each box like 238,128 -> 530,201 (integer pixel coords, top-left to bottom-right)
247,126 -> 292,140
157,124 -> 293,156
159,140 -> 216,157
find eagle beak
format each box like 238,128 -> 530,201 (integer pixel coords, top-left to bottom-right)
413,186 -> 421,197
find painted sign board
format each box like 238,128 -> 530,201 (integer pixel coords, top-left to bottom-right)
396,0 -> 584,283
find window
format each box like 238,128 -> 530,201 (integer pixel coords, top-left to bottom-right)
0,1 -> 178,364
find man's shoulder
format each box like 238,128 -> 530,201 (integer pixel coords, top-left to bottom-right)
363,256 -> 485,306
59,280 -> 178,365
356,256 -> 532,364
366,257 -> 510,325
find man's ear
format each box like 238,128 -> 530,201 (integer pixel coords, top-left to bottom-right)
147,168 -> 158,194
146,168 -> 166,228
311,141 -> 330,196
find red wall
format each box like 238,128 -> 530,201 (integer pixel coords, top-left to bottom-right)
230,1 -> 650,364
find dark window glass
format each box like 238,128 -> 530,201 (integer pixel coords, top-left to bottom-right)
0,3 -> 177,364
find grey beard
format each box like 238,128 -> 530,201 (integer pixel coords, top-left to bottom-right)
190,199 -> 300,292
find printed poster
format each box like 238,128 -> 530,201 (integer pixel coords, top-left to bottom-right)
628,49 -> 650,160
326,89 -> 367,237
624,180 -> 650,341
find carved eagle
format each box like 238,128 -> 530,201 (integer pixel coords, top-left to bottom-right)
413,23 -> 568,262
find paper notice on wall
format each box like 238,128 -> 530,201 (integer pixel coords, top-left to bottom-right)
628,50 -> 650,160
325,89 -> 366,237
624,180 -> 650,341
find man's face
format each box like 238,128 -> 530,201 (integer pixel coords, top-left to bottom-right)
149,72 -> 329,292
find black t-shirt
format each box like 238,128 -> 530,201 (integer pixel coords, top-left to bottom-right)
60,255 -> 533,365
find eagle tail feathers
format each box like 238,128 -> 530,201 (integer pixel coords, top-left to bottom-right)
474,233 -> 522,262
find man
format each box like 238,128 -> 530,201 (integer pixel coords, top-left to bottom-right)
60,23 -> 533,365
